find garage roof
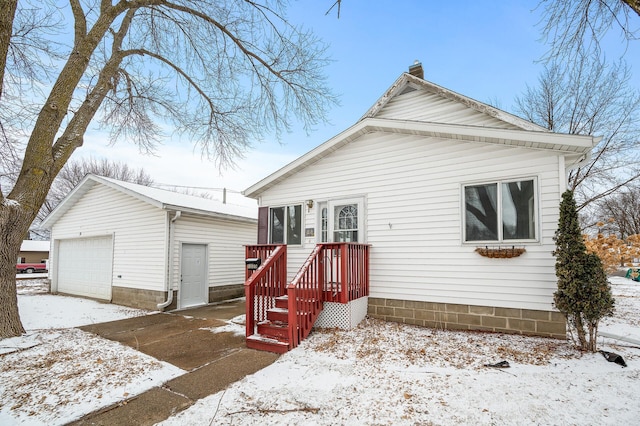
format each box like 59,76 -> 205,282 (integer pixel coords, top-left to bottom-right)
20,240 -> 50,252
41,174 -> 257,228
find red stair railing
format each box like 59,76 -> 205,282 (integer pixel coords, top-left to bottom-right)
245,243 -> 370,352
244,244 -> 287,339
287,244 -> 324,349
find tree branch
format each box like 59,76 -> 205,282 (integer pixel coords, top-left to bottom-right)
69,0 -> 87,43
51,8 -> 137,174
160,1 -> 299,87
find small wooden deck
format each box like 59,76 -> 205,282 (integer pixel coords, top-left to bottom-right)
244,243 -> 370,353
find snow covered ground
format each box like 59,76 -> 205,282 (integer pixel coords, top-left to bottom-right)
161,276 -> 640,426
1,277 -> 639,425
0,280 -> 184,425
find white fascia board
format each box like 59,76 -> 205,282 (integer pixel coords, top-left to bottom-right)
40,174 -> 98,228
243,118 -> 596,199
162,205 -> 258,224
370,119 -> 596,151
243,120 -> 371,198
92,175 -> 165,209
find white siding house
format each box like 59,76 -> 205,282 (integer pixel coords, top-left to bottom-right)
243,64 -> 597,337
42,174 -> 257,310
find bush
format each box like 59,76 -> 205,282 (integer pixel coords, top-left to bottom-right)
553,190 -> 614,352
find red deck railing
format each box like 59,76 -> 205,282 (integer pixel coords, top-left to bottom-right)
319,243 -> 370,304
244,244 -> 287,338
244,243 -> 370,350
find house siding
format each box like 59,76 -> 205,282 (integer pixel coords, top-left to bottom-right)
49,184 -> 167,293
18,251 -> 49,264
259,131 -> 562,312
375,89 -> 523,130
171,215 -> 256,295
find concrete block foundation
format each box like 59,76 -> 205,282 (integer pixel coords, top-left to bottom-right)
368,297 -> 566,339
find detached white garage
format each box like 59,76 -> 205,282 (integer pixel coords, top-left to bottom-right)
42,174 -> 257,310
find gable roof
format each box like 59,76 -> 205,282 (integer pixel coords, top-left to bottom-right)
244,71 -> 598,199
20,240 -> 50,252
361,73 -> 550,132
42,174 -> 257,228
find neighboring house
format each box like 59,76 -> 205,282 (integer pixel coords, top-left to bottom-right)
243,62 -> 597,339
42,174 -> 257,311
18,240 -> 50,264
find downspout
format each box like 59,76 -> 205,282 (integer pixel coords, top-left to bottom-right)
157,210 -> 182,310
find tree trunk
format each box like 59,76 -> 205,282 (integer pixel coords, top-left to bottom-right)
0,0 -> 18,99
0,204 -> 32,338
574,314 -> 588,351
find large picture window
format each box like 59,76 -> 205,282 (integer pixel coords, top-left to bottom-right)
269,205 -> 302,245
464,179 -> 536,242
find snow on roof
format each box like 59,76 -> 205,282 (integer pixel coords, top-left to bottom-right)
20,240 -> 50,252
41,174 -> 257,228
97,176 -> 257,220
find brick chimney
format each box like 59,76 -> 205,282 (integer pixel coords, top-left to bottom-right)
408,60 -> 423,79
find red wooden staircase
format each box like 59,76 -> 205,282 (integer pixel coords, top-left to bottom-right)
244,243 -> 369,354
246,295 -> 297,354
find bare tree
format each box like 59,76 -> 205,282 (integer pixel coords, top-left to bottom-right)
515,53 -> 640,212
596,184 -> 640,238
0,0 -> 336,338
38,157 -> 154,221
539,0 -> 640,61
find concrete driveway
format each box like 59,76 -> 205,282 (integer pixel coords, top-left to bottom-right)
70,299 -> 279,426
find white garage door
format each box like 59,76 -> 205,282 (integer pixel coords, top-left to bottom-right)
57,236 -> 113,300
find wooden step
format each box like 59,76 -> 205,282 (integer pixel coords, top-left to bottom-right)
274,295 -> 320,310
267,307 -> 289,323
246,334 -> 290,354
275,295 -> 288,309
257,320 -> 290,340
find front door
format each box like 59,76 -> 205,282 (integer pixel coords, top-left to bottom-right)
320,198 -> 365,243
180,244 -> 207,308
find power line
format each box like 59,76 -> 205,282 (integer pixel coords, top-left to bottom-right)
153,183 -> 243,193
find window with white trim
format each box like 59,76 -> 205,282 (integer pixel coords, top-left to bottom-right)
319,202 -> 328,243
464,178 -> 537,242
334,203 -> 359,242
269,205 -> 302,244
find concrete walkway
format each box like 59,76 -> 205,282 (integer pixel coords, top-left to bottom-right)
68,299 -> 279,426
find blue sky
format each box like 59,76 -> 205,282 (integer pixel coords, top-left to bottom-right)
80,0 -> 640,203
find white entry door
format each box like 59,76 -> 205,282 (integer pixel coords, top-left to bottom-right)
326,198 -> 365,243
180,244 -> 207,308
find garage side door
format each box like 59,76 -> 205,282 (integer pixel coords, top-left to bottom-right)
57,236 -> 113,300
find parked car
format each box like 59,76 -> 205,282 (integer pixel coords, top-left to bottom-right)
16,262 -> 48,274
